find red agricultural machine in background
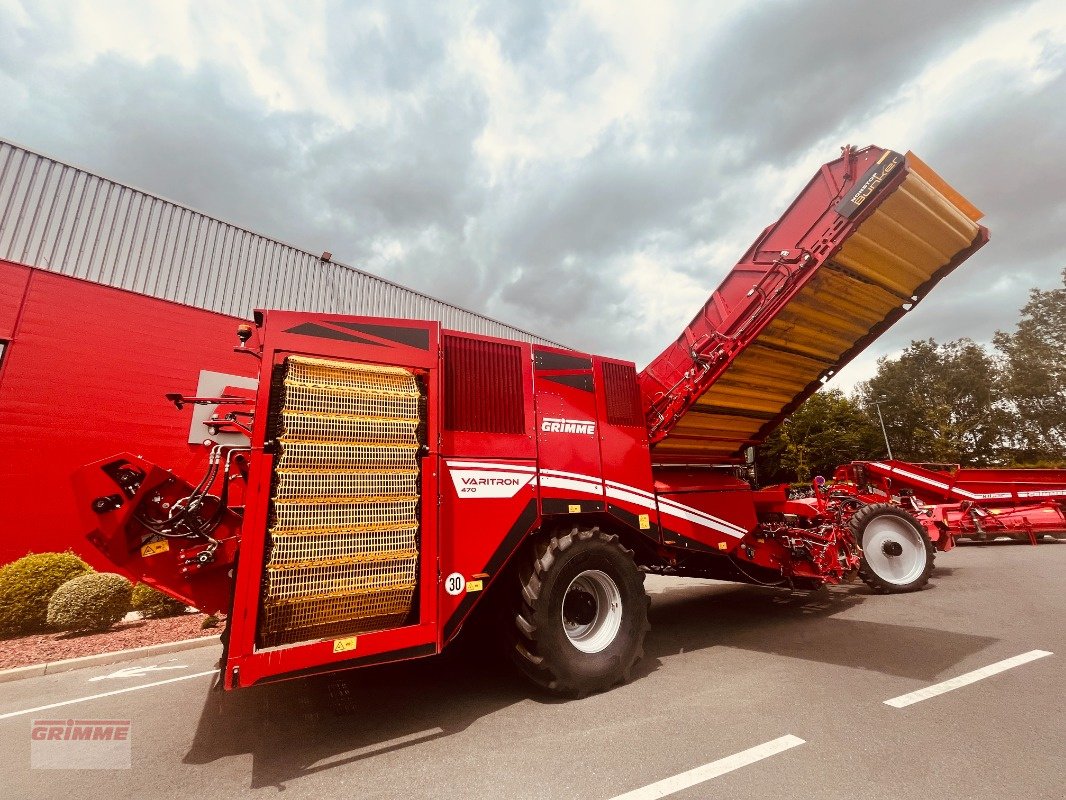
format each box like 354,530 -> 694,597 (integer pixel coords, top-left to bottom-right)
826,460 -> 1066,546
73,145 -> 988,696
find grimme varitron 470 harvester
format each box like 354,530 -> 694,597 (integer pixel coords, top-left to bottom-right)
73,146 -> 988,695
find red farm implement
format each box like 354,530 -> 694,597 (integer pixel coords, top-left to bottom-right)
73,145 -> 988,695
829,460 -> 1066,546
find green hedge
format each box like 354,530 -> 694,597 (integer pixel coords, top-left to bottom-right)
0,552 -> 93,637
47,573 -> 132,633
131,583 -> 188,619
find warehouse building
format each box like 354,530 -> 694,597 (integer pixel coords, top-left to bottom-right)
0,139 -> 555,563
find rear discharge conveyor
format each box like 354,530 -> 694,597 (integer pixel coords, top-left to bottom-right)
73,145 -> 989,695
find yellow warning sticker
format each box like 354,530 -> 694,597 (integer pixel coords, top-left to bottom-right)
638,514 -> 651,530
717,542 -> 728,551
140,540 -> 169,557
465,580 -> 484,593
568,504 -> 581,513
333,636 -> 358,653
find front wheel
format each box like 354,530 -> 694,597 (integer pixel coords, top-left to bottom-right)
510,527 -> 649,697
851,504 -> 934,593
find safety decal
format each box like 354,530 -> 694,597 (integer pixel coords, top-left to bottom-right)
140,540 -> 169,557
333,636 -> 357,653
465,580 -> 483,593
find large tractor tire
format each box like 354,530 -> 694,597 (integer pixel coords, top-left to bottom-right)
851,503 -> 935,593
510,527 -> 650,697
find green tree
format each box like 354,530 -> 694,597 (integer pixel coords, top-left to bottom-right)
757,389 -> 882,484
993,269 -> 1066,461
856,338 -> 1003,465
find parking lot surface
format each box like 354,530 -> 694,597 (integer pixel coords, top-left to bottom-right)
2,540 -> 1062,799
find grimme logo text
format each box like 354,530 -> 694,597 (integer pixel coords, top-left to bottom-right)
541,417 -> 596,435
31,719 -> 131,741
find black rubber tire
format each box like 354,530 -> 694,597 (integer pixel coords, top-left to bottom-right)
851,503 -> 935,594
509,527 -> 650,697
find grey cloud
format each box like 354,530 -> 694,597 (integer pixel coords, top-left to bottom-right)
686,0 -> 1028,163
0,0 -> 1062,380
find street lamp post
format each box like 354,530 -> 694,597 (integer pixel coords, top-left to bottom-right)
872,398 -> 894,461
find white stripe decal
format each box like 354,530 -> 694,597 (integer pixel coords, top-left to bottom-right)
659,503 -> 746,538
445,463 -> 751,539
605,479 -> 655,500
444,460 -> 536,473
656,496 -> 748,535
605,485 -> 657,510
539,475 -> 603,495
870,462 -> 1016,501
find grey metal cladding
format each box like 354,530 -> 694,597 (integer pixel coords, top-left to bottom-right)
0,139 -> 560,346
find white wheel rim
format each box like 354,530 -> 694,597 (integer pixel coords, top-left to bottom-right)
561,569 -> 622,654
863,516 -> 927,585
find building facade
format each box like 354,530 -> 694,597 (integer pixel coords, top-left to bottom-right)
0,140 -> 555,564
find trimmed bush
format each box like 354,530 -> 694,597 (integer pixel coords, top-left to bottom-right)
0,551 -> 93,637
47,573 -> 132,633
131,583 -> 188,619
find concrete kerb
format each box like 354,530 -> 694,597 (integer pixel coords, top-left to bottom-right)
0,635 -> 221,683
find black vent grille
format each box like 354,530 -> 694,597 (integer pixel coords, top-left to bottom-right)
601,362 -> 643,427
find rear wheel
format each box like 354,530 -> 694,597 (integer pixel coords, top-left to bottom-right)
510,527 -> 649,697
852,504 -> 934,593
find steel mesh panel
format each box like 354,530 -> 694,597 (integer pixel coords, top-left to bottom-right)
274,470 -> 418,501
265,552 -> 418,602
269,526 -> 418,564
272,498 -> 418,534
280,411 -> 418,445
281,384 -> 419,419
276,441 -> 418,471
259,355 -> 422,648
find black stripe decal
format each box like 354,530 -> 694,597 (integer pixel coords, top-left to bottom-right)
443,499 -> 539,642
542,373 -> 594,392
542,497 -> 605,515
283,322 -> 384,346
534,350 -> 593,371
332,322 -> 430,350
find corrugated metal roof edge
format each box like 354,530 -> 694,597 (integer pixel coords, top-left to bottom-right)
0,136 -> 566,348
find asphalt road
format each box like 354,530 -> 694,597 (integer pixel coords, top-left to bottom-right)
3,540 -> 1063,799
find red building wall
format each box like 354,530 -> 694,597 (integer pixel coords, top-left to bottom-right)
0,259 -> 257,565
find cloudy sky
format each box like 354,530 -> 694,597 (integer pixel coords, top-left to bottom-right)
1,0 -> 1063,390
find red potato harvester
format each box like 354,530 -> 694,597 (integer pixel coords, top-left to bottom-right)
73,146 -> 988,695
823,460 -> 1066,548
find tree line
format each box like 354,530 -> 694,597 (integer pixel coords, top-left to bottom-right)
756,269 -> 1066,485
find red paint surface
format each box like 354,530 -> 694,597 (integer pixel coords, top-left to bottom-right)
0,259 -> 256,565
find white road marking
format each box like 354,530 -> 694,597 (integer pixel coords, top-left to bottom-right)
608,735 -> 805,800
0,670 -> 218,721
884,650 -> 1053,708
88,664 -> 189,681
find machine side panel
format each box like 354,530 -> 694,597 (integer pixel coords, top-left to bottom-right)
533,345 -> 606,516
593,356 -> 660,541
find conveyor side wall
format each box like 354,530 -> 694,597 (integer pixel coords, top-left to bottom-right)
639,147 -> 988,463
